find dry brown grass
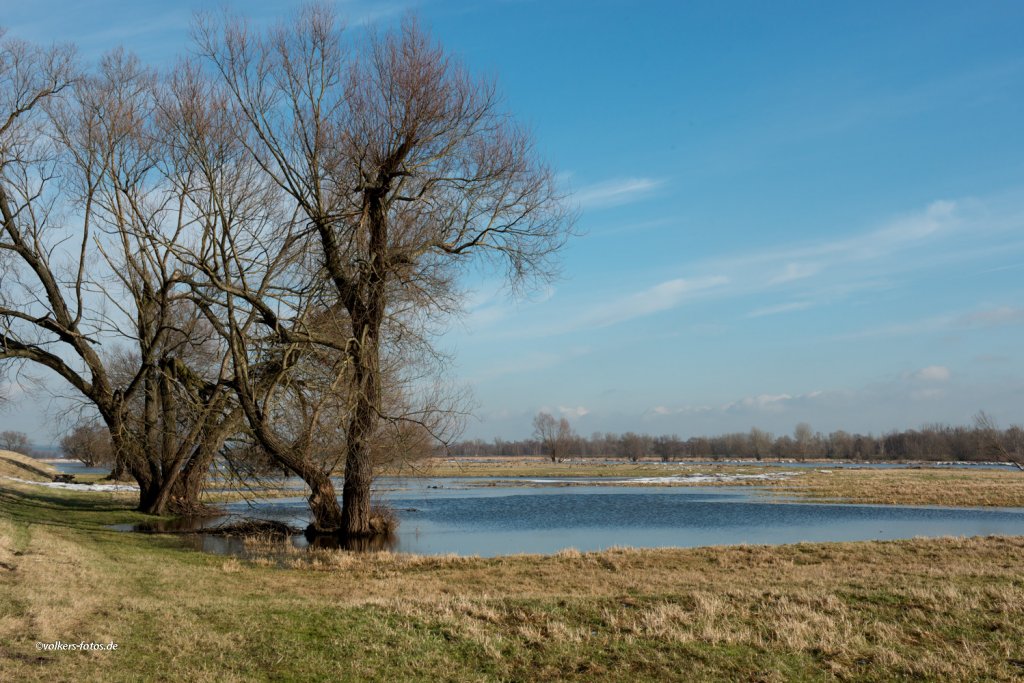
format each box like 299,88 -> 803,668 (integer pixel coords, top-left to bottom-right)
420,456 -> 692,478
4,515 -> 1022,681
0,450 -> 56,481
3,475 -> 1024,680
761,467 -> 1024,507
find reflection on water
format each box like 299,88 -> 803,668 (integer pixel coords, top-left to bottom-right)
304,530 -> 397,552
108,477 -> 1024,558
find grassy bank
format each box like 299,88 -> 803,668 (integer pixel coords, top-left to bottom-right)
2,482 -> 1023,681
761,467 -> 1024,507
0,450 -> 57,481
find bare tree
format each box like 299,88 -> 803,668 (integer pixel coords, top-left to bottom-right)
191,7 -> 573,537
533,412 -> 574,463
794,422 -> 814,460
975,411 -> 1024,470
620,432 -> 650,463
0,429 -> 29,453
60,422 -> 112,466
0,38 -> 237,513
749,427 -> 772,460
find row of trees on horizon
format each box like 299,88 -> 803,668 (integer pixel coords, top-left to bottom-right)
448,412 -> 1024,463
6,409 -> 1023,469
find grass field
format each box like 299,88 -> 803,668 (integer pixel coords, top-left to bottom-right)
2,480 -> 1023,681
759,466 -> 1024,507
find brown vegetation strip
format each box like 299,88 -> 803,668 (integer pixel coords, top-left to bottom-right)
759,467 -> 1024,507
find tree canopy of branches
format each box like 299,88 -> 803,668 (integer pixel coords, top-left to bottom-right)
532,412 -> 575,463
60,422 -> 113,466
0,9 -> 574,536
0,34 -> 239,514
0,429 -> 28,453
185,7 -> 574,537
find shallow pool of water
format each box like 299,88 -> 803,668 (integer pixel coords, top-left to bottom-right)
114,477 -> 1024,557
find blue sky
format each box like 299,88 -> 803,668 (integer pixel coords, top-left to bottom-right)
2,0 -> 1024,442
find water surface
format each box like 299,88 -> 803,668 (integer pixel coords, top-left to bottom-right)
122,477 -> 1024,557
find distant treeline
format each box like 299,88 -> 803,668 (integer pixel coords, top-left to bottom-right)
448,419 -> 1024,462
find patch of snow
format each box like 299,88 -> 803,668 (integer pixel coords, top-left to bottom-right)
2,476 -> 138,492
621,471 -> 801,484
525,472 -> 802,485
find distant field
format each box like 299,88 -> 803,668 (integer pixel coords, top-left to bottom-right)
757,466 -> 1024,508
1,483 -> 1022,681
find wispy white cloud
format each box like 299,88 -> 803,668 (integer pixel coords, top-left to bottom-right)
833,304 -> 1024,342
722,391 -> 824,414
558,405 -> 590,418
465,346 -> 592,383
956,306 -> 1024,328
461,195 -> 1024,348
910,365 -> 951,382
569,276 -> 730,330
574,177 -> 667,210
576,199 -> 973,336
767,262 -> 823,285
565,199 -> 972,335
719,200 -> 961,278
746,301 -> 813,318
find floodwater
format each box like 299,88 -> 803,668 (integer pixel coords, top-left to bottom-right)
112,476 -> 1024,557
46,460 -> 112,476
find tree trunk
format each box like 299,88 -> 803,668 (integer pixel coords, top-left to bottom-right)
340,443 -> 373,536
340,302 -> 383,537
137,478 -> 166,515
107,458 -> 129,481
304,466 -> 345,533
167,447 -> 215,514
338,187 -> 389,538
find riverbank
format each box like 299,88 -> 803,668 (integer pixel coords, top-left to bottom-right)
1,483 -> 1022,681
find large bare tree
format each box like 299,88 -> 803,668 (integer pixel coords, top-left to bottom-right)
0,37 -> 237,513
192,6 -> 573,537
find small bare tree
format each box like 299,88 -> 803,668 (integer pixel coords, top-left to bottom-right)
533,412 -> 574,463
60,422 -> 112,466
975,411 -> 1024,470
620,432 -> 650,463
794,422 -> 814,460
0,429 -> 28,453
